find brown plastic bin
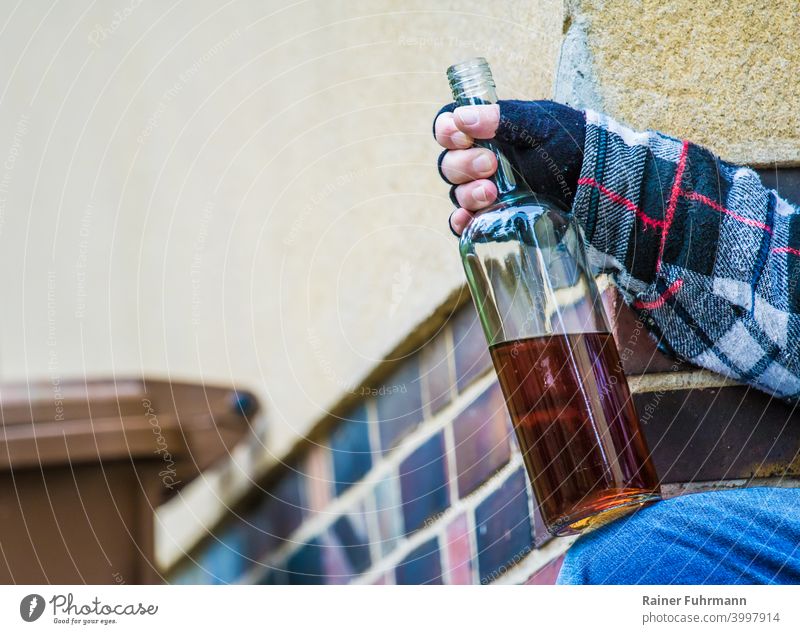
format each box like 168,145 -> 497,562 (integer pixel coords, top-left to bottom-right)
0,377 -> 258,584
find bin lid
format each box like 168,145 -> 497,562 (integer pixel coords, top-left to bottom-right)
0,377 -> 258,488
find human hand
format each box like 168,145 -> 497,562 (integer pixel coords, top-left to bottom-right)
433,100 -> 585,235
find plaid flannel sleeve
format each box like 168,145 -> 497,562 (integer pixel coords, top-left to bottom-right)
572,110 -> 800,401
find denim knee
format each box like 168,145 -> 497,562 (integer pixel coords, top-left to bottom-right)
556,487 -> 800,585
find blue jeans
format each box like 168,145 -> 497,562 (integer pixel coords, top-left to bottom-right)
556,487 -> 800,584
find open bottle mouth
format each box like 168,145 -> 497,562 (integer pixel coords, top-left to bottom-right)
446,57 -> 495,102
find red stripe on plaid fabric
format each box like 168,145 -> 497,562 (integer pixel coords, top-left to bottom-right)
680,190 -> 774,234
772,246 -> 800,257
576,177 -> 665,230
656,140 -> 690,273
633,278 -> 684,310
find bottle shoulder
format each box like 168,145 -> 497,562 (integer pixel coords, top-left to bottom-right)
459,192 -> 572,251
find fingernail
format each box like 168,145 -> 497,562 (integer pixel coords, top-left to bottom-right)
474,186 -> 488,204
448,211 -> 461,236
457,107 -> 479,126
452,131 -> 470,147
472,153 -> 493,173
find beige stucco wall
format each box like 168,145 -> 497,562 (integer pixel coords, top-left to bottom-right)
557,0 -> 800,165
0,0 -> 563,460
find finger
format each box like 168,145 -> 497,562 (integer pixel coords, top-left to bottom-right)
434,112 -> 472,149
453,104 -> 500,140
454,179 -> 498,212
439,147 -> 497,184
449,208 -> 474,236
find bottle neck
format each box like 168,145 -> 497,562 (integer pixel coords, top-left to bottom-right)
447,58 -> 526,202
473,139 -> 519,200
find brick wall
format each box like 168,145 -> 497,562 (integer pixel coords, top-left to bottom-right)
170,296 -> 571,585
167,171 -> 800,585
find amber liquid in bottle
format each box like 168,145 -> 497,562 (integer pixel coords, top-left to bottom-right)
490,332 -> 660,535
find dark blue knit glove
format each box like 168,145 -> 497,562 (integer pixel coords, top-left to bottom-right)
434,100 -> 585,211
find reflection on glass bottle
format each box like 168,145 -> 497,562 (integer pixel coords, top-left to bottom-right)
448,58 -> 660,535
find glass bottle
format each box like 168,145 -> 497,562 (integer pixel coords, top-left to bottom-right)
447,57 -> 661,536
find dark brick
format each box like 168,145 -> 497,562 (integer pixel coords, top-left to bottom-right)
225,511 -> 280,574
376,358 -> 424,454
202,526 -> 248,584
249,469 -> 306,556
286,539 -> 325,585
420,329 -> 454,415
451,302 -> 492,392
636,384 -> 800,484
452,381 -> 512,497
758,167 -> 800,205
241,498 -> 281,560
517,468 -> 552,548
475,468 -> 534,584
328,505 -> 372,576
395,538 -> 442,584
399,432 -> 450,534
330,404 -> 373,495
272,469 -> 306,534
601,284 -> 687,375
